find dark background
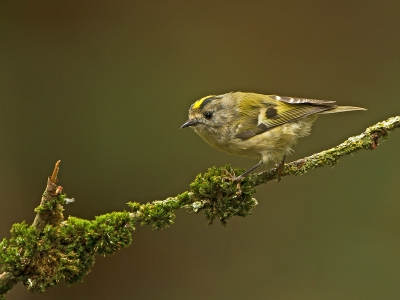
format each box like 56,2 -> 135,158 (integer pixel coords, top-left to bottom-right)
1,1 -> 400,299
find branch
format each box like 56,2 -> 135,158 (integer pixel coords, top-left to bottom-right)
251,116 -> 400,185
0,116 -> 398,298
32,160 -> 64,231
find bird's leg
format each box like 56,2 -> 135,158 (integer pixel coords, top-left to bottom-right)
275,155 -> 286,182
234,161 -> 263,181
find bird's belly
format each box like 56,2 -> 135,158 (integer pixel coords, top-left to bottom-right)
195,119 -> 315,164
226,131 -> 282,159
206,124 -> 308,163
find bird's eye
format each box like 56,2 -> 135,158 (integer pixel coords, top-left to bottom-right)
203,111 -> 213,120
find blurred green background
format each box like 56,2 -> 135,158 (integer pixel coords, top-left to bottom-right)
1,1 -> 400,299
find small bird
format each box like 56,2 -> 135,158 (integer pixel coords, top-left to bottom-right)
181,92 -> 366,180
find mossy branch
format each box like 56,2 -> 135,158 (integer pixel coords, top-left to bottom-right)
0,116 -> 399,298
251,116 -> 400,185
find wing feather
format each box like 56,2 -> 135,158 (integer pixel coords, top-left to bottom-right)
235,95 -> 336,140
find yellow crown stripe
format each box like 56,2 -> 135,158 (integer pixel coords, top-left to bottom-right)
192,95 -> 216,110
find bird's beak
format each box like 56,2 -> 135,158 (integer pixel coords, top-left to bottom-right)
180,119 -> 199,129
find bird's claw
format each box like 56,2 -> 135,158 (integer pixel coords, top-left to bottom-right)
222,169 -> 244,195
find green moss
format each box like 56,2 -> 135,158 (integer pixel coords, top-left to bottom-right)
128,198 -> 180,230
188,165 -> 258,226
34,194 -> 66,214
87,212 -> 133,256
126,166 -> 258,228
0,212 -> 134,293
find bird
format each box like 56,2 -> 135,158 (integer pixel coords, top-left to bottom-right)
181,92 -> 366,180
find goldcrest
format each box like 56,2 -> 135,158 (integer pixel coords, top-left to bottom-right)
181,92 -> 366,179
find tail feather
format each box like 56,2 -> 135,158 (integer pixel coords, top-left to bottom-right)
318,106 -> 367,114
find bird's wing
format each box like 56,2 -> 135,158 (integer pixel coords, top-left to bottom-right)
235,95 -> 336,139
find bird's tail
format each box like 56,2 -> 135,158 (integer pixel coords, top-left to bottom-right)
318,106 -> 367,114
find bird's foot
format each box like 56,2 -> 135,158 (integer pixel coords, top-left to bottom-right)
222,169 -> 244,195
